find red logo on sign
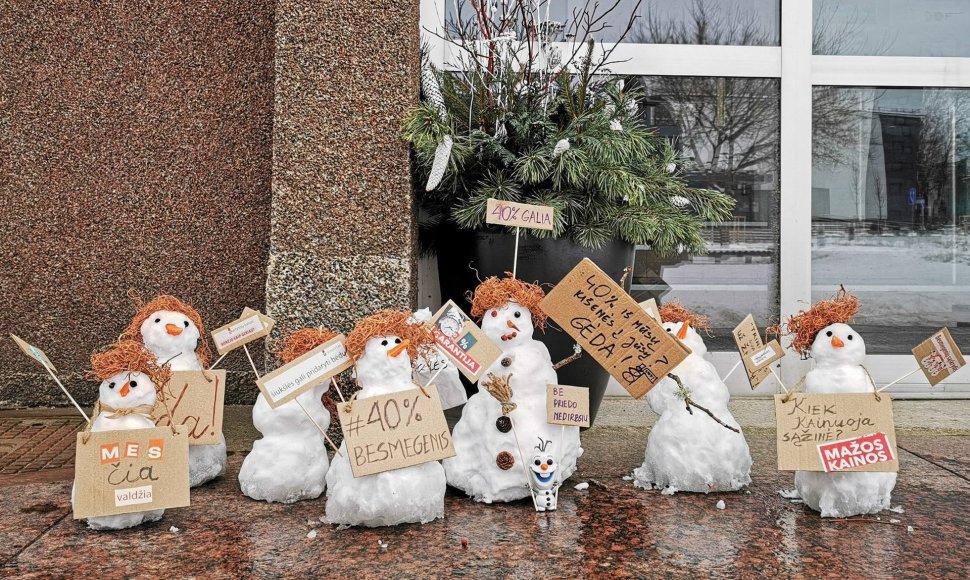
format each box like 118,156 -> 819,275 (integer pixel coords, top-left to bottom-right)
817,432 -> 894,472
431,328 -> 480,374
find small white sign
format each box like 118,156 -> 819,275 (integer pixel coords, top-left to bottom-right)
114,485 -> 154,507
750,344 -> 777,367
256,335 -> 353,408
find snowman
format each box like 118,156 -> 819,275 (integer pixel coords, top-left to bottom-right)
122,295 -> 227,487
239,328 -> 335,503
634,304 -> 752,494
409,308 -> 467,410
774,290 -> 896,517
325,310 -> 447,526
529,438 -> 561,512
75,341 -> 171,530
443,275 -> 583,503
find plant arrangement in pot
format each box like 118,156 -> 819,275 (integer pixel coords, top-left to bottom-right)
403,0 -> 736,423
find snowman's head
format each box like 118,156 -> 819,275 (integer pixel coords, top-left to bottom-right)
481,301 -> 535,347
98,370 -> 158,409
662,321 -> 705,356
529,438 -> 557,490
357,334 -> 414,380
347,310 -> 433,382
122,295 -> 211,367
810,322 -> 865,366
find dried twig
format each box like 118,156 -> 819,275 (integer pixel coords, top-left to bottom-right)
668,373 -> 741,433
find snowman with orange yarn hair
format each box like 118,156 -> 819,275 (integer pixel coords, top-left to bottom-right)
443,275 -> 583,506
633,303 -> 751,494
121,295 -> 227,487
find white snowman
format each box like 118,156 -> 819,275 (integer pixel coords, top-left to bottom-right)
443,276 -> 583,503
634,306 -> 752,494
123,296 -> 227,487
325,310 -> 447,527
75,341 -> 169,530
529,438 -> 561,512
777,293 -> 897,517
239,328 -> 335,503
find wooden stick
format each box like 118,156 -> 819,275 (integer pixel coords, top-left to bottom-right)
769,366 -> 788,393
508,419 -> 540,511
331,377 -> 345,403
512,226 -> 521,279
41,362 -> 89,423
207,352 -> 227,371
720,360 -> 742,384
878,368 -> 922,393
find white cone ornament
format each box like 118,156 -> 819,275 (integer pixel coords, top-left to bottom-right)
74,341 -> 170,530
325,311 -> 446,526
420,64 -> 446,120
552,138 -> 570,157
123,295 -> 227,487
443,276 -> 583,503
634,304 -> 752,494
776,290 -> 896,517
238,329 -> 335,503
410,308 -> 467,410
425,135 -> 453,191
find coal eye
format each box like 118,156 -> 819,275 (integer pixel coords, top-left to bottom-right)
154,318 -> 161,323
826,331 -> 832,337
514,311 -> 521,318
394,338 -> 401,344
108,382 -> 115,389
130,381 -> 138,388
547,458 -> 553,465
847,335 -> 853,340
381,340 -> 388,346
490,310 -> 497,317
534,459 -> 540,466
183,320 -> 190,328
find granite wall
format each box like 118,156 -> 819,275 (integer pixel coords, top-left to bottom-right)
0,1 -> 277,406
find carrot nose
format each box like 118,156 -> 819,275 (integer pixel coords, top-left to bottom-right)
387,339 -> 410,358
506,320 -> 520,331
677,323 -> 690,340
831,336 -> 845,348
165,323 -> 183,336
540,464 -> 548,471
120,382 -> 131,397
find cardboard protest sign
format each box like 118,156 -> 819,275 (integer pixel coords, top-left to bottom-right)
774,393 -> 898,472
10,334 -> 57,371
154,370 -> 226,446
541,258 -> 690,399
732,315 -> 783,388
256,334 -> 352,409
638,298 -> 662,323
546,384 -> 590,427
73,426 -> 190,519
912,328 -> 966,386
485,198 -> 555,231
338,384 -> 456,478
429,300 -> 502,382
210,307 -> 275,355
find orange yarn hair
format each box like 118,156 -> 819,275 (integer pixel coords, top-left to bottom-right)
768,286 -> 860,356
345,310 -> 434,362
87,340 -> 171,389
658,302 -> 710,331
469,274 -> 547,330
121,294 -> 212,368
274,328 -> 339,364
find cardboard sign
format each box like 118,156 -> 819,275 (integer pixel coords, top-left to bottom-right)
210,307 -> 275,355
429,300 -> 502,382
541,258 -> 690,399
732,315 -> 783,388
72,426 -> 190,519
912,328 -> 966,386
338,384 -> 456,477
154,370 -> 226,446
638,298 -> 662,323
774,393 -> 898,472
256,334 -> 352,409
485,198 -> 555,231
546,384 -> 590,427
10,334 -> 57,371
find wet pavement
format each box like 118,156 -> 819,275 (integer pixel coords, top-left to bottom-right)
0,408 -> 968,579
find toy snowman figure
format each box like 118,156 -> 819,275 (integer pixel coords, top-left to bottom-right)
774,289 -> 897,517
634,303 -> 752,494
121,295 -> 227,487
239,328 -> 335,503
325,310 -> 447,527
410,308 -> 467,410
443,275 -> 583,503
529,438 -> 561,512
75,341 -> 172,530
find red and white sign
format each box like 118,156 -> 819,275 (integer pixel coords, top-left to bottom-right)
817,432 -> 895,473
432,327 -> 480,375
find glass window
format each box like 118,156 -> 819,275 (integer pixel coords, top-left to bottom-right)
812,87 -> 970,353
445,0 -> 779,46
632,76 -> 781,350
814,0 -> 970,57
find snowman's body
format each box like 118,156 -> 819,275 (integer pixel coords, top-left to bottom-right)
325,335 -> 446,526
634,322 -> 751,494
444,301 -> 583,503
74,371 -> 165,530
238,384 -> 331,503
140,310 -> 227,487
793,323 -> 896,517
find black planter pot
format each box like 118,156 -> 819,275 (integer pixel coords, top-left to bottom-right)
435,228 -> 635,427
